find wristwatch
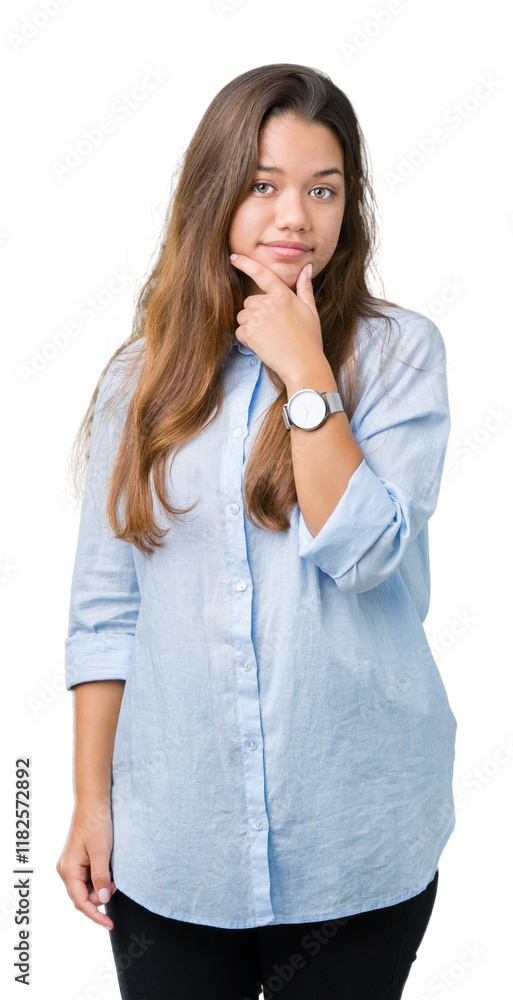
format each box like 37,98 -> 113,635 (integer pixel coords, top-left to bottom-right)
282,387 -> 344,431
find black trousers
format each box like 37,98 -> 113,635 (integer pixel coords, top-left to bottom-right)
105,869 -> 438,1000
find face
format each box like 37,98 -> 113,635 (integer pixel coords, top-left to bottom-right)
228,114 -> 346,298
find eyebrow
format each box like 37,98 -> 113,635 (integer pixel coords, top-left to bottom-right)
256,164 -> 343,178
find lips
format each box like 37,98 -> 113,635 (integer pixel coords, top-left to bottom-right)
263,241 -> 312,251
262,242 -> 311,258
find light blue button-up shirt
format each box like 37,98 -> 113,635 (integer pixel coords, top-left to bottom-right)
65,304 -> 457,929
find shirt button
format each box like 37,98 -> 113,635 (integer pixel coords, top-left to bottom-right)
249,358 -> 257,366
233,427 -> 243,438
242,660 -> 251,670
253,819 -> 263,830
230,503 -> 240,514
248,740 -> 258,750
236,580 -> 247,592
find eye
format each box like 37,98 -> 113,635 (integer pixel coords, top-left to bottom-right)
311,186 -> 334,200
251,182 -> 336,200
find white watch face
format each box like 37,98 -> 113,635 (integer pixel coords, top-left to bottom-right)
288,389 -> 327,429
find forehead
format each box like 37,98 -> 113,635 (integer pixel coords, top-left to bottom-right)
258,116 -> 344,170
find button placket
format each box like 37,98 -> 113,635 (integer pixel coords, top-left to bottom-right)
224,354 -> 273,925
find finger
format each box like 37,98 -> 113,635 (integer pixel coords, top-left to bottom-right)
90,877 -> 118,905
68,877 -> 114,929
57,857 -> 87,904
295,262 -> 317,308
89,854 -> 115,907
230,254 -> 287,294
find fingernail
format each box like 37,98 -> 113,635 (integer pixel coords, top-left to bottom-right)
307,263 -> 313,278
99,888 -> 110,903
229,254 -> 238,260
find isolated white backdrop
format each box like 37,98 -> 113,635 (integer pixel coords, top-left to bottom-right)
1,0 -> 511,997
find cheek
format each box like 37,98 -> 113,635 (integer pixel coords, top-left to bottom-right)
231,201 -> 267,239
228,204 -> 246,240
318,227 -> 341,261
229,215 -> 247,250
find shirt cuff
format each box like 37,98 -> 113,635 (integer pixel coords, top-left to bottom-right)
65,633 -> 135,690
297,457 -> 398,581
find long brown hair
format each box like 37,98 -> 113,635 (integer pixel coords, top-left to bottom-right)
69,63 -> 412,557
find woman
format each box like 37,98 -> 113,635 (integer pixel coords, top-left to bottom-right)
56,63 -> 457,1000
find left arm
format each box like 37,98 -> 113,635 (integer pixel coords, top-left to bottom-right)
284,358 -> 365,537
291,317 -> 451,594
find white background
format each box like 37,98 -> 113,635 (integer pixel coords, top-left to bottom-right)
1,0 -> 511,996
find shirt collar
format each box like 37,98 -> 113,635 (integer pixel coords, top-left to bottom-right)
229,341 -> 256,356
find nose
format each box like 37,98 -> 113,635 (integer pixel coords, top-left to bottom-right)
273,191 -> 311,233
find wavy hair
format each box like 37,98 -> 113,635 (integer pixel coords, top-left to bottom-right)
69,62 -> 409,556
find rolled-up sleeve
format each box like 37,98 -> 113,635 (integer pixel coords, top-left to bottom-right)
65,362 -> 141,690
297,316 -> 451,594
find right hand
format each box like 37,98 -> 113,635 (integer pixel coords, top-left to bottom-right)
56,799 -> 118,929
